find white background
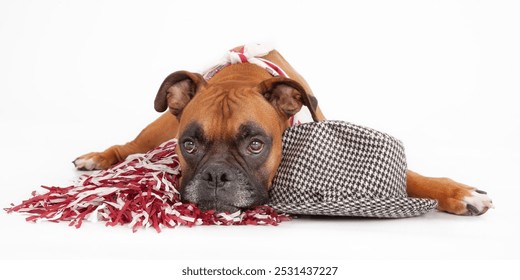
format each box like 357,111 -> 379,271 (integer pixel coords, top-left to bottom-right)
1,0 -> 519,278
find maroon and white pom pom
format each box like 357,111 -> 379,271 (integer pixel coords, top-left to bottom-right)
5,140 -> 290,232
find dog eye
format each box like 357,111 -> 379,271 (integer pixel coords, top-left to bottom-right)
183,140 -> 197,154
247,140 -> 264,154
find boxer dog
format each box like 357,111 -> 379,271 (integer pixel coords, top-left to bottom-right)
74,45 -> 493,216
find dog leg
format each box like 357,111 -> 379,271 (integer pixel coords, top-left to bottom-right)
406,170 -> 493,215
73,113 -> 178,170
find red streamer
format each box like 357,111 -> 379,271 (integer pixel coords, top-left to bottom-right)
5,140 -> 290,232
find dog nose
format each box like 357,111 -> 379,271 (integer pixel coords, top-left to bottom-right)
201,164 -> 236,187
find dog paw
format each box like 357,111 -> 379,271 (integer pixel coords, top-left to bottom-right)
462,189 -> 494,216
437,181 -> 494,216
73,152 -> 114,170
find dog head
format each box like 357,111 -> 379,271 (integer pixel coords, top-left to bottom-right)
154,70 -> 317,212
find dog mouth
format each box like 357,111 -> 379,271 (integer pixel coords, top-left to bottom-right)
193,200 -> 242,213
180,171 -> 269,213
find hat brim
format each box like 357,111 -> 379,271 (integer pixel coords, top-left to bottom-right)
269,197 -> 438,218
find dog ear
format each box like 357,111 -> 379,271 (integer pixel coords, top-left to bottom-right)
258,77 -> 319,121
154,71 -> 206,118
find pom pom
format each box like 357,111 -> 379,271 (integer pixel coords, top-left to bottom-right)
5,140 -> 290,232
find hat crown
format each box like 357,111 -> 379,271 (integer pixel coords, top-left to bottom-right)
270,121 -> 408,205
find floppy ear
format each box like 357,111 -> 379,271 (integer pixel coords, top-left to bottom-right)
258,77 -> 319,121
154,71 -> 206,118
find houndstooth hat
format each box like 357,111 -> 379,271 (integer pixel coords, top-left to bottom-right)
269,121 -> 438,218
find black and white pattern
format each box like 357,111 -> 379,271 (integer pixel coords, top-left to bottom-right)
269,121 -> 438,218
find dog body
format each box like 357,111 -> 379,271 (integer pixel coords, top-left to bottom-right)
74,46 -> 492,215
